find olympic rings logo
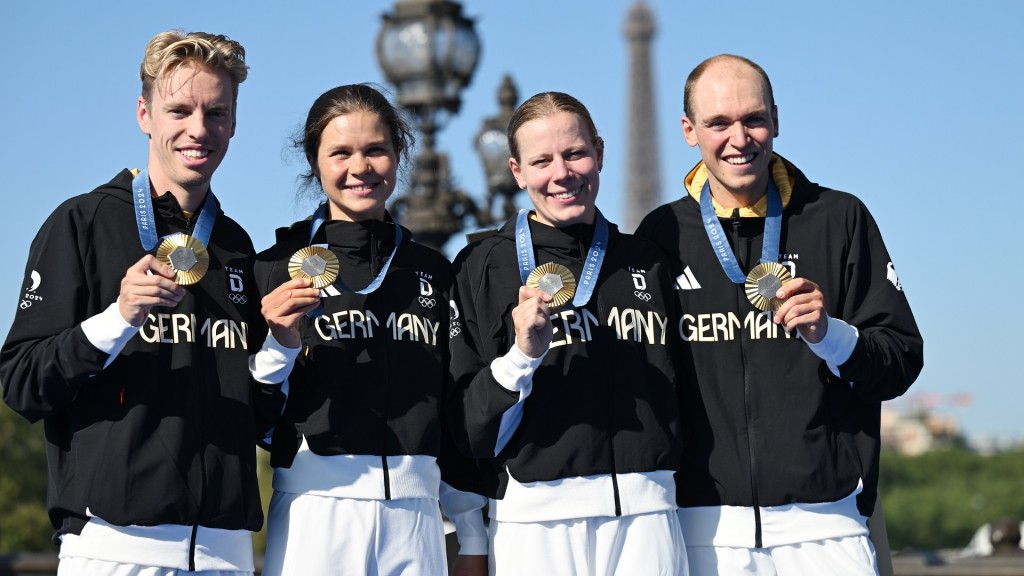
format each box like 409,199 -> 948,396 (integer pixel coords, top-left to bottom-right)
418,296 -> 436,308
229,293 -> 248,304
450,326 -> 462,338
19,300 -> 31,309
634,291 -> 652,301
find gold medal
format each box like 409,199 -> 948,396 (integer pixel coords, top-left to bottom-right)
288,246 -> 340,289
156,233 -> 209,286
744,261 -> 792,312
526,262 -> 577,310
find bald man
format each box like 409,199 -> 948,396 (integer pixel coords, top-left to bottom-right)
636,54 -> 923,575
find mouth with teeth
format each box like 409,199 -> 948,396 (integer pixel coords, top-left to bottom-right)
345,182 -> 379,194
550,185 -> 583,201
725,153 -> 756,166
180,149 -> 210,160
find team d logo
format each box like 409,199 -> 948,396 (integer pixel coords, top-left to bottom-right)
631,271 -> 651,302
418,278 -> 436,308
227,270 -> 247,305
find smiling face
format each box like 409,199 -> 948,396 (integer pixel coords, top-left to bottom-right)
510,111 -> 604,227
681,59 -> 779,208
313,110 -> 398,222
137,64 -> 235,209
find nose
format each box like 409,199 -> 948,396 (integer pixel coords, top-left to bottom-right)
187,112 -> 209,139
551,156 -> 571,181
350,153 -> 372,174
728,122 -> 749,147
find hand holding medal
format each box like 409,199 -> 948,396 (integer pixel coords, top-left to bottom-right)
285,203 -> 403,318
156,233 -> 210,286
288,246 -> 340,289
513,208 -> 609,358
118,254 -> 186,326
513,284 -> 554,359
700,178 -> 792,313
515,208 -> 608,312
133,169 -> 218,287
771,276 -> 829,344
744,261 -> 792,313
526,262 -> 577,310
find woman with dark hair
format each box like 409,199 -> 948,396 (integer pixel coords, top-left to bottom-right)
448,91 -> 688,575
250,84 -> 486,576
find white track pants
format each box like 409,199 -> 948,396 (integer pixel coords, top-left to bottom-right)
57,558 -> 248,576
490,510 -> 688,576
686,535 -> 878,576
261,490 -> 447,576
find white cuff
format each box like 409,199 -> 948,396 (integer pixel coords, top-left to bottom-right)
81,301 -> 141,369
489,344 -> 545,395
439,481 -> 488,555
805,316 -> 859,379
249,332 -> 300,384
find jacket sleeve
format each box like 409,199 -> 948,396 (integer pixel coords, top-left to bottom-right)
447,246 -> 538,459
0,203 -> 113,422
834,200 -> 923,402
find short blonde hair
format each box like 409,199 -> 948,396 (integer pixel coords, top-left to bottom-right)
507,92 -> 601,162
140,30 -> 248,104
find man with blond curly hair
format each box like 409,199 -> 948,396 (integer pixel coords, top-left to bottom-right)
1,30 -> 280,576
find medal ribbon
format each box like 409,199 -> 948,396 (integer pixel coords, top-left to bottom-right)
514,209 -> 609,308
699,178 -> 782,284
132,169 -> 219,250
308,202 -> 402,294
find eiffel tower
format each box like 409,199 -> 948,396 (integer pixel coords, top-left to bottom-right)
623,0 -> 661,232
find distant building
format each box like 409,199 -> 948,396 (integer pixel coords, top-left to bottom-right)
881,407 -> 962,455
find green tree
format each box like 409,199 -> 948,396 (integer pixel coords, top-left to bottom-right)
881,448 -> 1024,551
0,407 -> 52,552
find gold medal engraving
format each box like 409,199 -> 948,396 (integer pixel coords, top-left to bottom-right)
156,233 -> 209,286
744,261 -> 792,312
526,262 -> 577,310
289,246 -> 340,289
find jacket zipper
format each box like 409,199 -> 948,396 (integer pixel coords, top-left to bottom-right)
192,350 -> 209,569
375,237 -> 393,501
732,210 -> 764,548
587,232 -> 623,518
188,524 -> 198,571
611,473 -> 622,516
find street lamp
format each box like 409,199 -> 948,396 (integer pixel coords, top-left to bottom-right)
474,74 -> 521,224
376,0 -> 483,250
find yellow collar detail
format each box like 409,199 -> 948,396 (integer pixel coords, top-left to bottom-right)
684,154 -> 795,217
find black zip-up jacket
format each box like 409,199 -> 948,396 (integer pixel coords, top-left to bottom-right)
636,156 -> 923,528
0,170 -> 278,542
449,216 -> 683,509
254,217 -> 481,493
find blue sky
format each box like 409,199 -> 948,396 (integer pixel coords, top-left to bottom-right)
2,1 -> 1022,440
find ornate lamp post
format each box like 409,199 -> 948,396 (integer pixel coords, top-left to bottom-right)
376,0 -> 484,249
474,74 -> 521,224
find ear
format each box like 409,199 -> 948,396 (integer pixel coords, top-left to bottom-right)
681,116 -> 698,147
137,96 -> 151,136
509,157 -> 526,189
595,137 -> 605,172
771,105 -> 779,138
308,155 -> 320,180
